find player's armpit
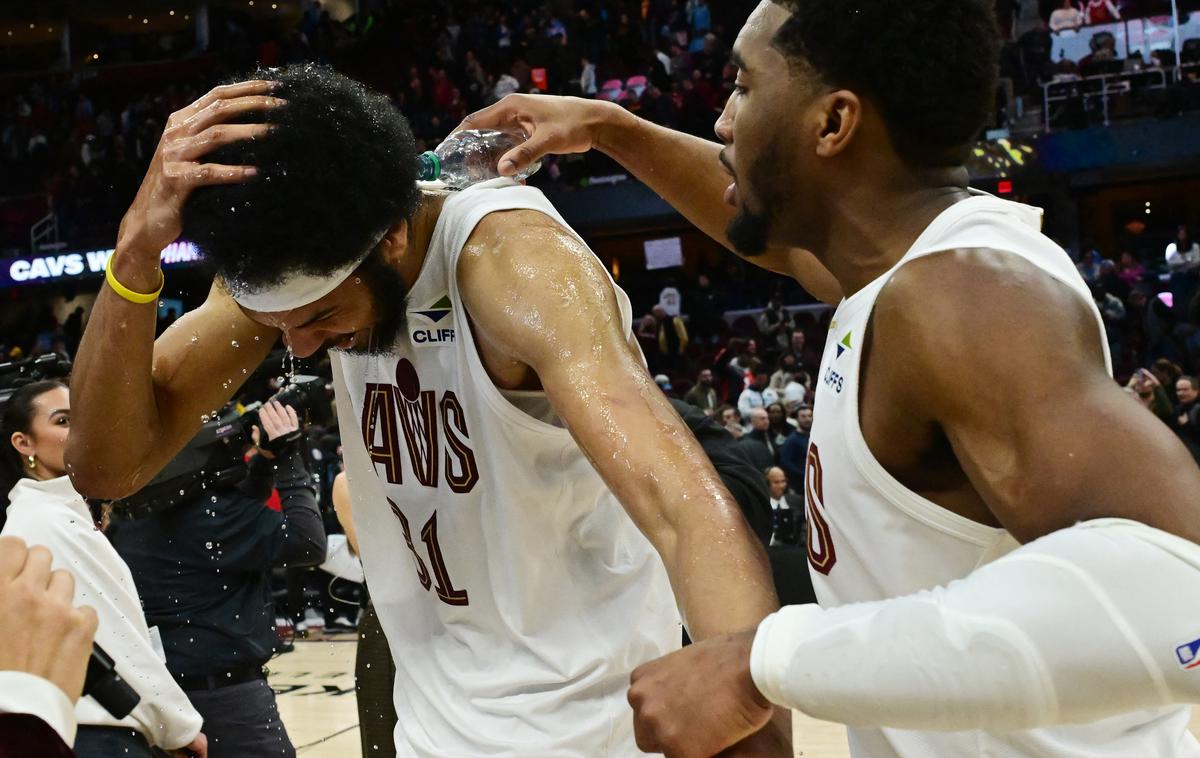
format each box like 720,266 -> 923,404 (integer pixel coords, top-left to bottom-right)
874,249 -> 1200,546
67,279 -> 277,499
457,209 -> 778,642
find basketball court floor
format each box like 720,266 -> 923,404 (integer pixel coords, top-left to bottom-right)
271,637 -> 1200,757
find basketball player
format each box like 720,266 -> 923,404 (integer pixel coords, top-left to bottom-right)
64,65 -> 786,755
457,1 -> 1200,756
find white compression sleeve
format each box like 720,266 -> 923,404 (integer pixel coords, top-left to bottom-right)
750,519 -> 1200,731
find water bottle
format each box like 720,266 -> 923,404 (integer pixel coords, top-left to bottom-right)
417,129 -> 542,189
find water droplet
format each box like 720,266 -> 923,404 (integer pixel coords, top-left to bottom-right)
231,340 -> 240,348
205,541 -> 213,549
190,335 -> 199,343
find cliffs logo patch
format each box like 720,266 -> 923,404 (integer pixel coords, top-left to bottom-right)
410,295 -> 455,346
835,331 -> 853,360
1177,637 -> 1200,671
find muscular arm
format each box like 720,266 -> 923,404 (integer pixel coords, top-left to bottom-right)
878,250 -> 1200,544
458,210 -> 778,641
461,96 -> 844,304
68,279 -> 276,499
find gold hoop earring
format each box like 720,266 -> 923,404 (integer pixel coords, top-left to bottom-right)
26,454 -> 37,469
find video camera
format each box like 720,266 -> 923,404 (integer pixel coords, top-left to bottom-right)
0,353 -> 73,407
112,374 -> 326,518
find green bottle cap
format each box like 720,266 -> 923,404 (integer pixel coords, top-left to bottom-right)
418,151 -> 441,181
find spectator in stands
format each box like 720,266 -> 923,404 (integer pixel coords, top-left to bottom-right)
1050,0 -> 1086,31
1126,367 -> 1174,424
737,408 -> 775,471
783,329 -> 819,376
687,0 -> 712,36
1166,224 -> 1200,320
684,369 -> 720,415
1154,359 -> 1185,407
654,374 -> 676,397
1172,376 -> 1200,464
737,370 -> 777,421
650,304 -> 689,373
1115,251 -> 1146,288
779,405 -> 813,495
578,56 -> 598,96
769,354 -> 799,393
757,296 -> 795,352
1084,0 -> 1121,23
764,467 -> 804,546
1076,248 -> 1104,283
715,404 -> 745,440
765,402 -> 794,449
687,273 -> 725,345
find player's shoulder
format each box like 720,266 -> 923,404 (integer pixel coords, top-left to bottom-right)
457,208 -> 603,292
877,247 -> 1095,337
872,247 -> 1104,397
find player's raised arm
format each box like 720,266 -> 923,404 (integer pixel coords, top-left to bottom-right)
456,95 -> 843,305
457,209 -> 779,641
66,81 -> 281,500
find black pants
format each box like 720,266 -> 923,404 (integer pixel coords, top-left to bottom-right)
356,603 -> 398,757
186,678 -> 295,757
74,726 -> 155,758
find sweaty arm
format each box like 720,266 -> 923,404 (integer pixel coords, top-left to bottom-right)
68,279 -> 276,500
458,210 -> 779,641
751,250 -> 1200,729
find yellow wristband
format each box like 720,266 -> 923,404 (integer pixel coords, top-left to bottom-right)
105,262 -> 164,305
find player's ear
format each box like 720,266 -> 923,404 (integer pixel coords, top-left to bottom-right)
377,220 -> 410,267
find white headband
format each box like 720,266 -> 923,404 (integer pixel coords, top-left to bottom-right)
229,230 -> 387,312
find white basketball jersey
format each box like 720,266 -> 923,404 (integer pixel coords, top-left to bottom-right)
805,193 -> 1199,757
332,179 -> 680,757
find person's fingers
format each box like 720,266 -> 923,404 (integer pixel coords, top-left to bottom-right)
454,95 -> 523,134
45,568 -> 76,605
497,133 -> 555,177
251,425 -> 261,445
285,404 -> 299,428
164,123 -> 273,163
161,162 -> 259,186
15,544 -> 53,590
0,536 -> 29,582
171,95 -> 287,138
174,80 -> 276,123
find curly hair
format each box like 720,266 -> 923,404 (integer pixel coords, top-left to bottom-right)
769,0 -> 1000,166
181,64 -> 421,291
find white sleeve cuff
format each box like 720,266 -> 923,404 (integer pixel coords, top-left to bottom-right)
0,671 -> 77,746
750,604 -> 824,707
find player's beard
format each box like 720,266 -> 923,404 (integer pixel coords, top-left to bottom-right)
340,250 -> 409,356
726,138 -> 786,258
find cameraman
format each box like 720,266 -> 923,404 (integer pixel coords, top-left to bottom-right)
109,401 -> 325,758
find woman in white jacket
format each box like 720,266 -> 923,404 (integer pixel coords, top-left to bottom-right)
1,380 -> 207,758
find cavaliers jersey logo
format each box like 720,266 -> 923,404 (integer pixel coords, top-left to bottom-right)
360,358 -> 479,492
1178,637 -> 1200,671
409,294 -> 456,346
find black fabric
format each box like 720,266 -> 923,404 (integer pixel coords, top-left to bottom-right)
356,603 -> 398,757
669,399 -> 773,546
736,431 -> 776,473
185,678 -> 294,758
0,714 -> 76,758
73,726 -> 154,758
110,453 -> 325,677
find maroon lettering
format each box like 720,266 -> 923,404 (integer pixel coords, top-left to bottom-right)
805,442 -> 837,575
420,511 -> 470,606
440,391 -> 479,494
397,388 -> 439,488
362,383 -> 403,484
388,498 -> 431,590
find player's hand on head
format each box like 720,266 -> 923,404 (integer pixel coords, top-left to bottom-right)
121,80 -> 285,257
628,630 -> 774,758
454,94 -> 614,178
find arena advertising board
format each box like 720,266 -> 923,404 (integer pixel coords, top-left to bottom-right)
1,241 -> 203,287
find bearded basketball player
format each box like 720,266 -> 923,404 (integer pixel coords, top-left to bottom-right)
65,65 -> 786,756
458,1 -> 1200,756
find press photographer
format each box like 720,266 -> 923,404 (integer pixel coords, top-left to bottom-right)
108,382 -> 327,758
